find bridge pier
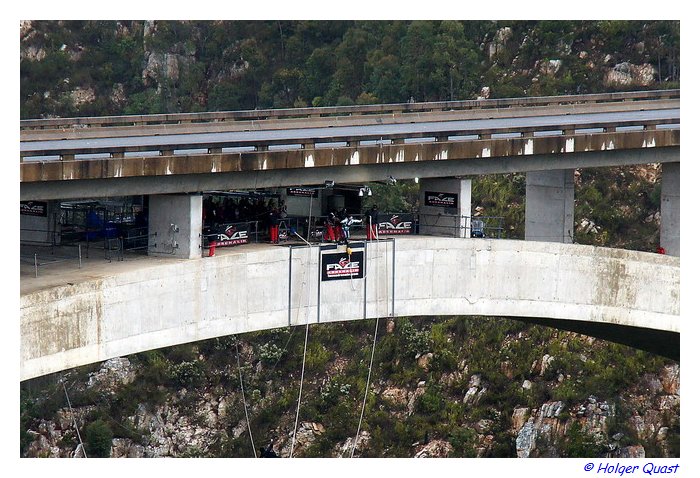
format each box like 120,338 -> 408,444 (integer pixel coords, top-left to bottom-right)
661,162 -> 680,256
147,194 -> 203,259
418,177 -> 472,237
525,169 -> 575,243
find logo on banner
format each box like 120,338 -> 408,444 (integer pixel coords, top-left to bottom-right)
212,224 -> 249,246
322,251 -> 365,281
20,201 -> 48,217
378,213 -> 414,234
425,191 -> 458,208
287,187 -> 318,198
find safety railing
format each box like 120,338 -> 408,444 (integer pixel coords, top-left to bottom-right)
20,89 -> 679,131
417,214 -> 505,239
20,244 -> 83,278
19,114 -> 680,160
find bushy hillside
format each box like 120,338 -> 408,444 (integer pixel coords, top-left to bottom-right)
21,317 -> 679,458
19,20 -> 679,458
20,20 -> 679,118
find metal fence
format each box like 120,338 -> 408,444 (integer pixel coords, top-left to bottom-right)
408,214 -> 504,239
20,244 -> 83,278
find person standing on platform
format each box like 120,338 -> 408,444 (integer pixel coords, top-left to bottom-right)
324,211 -> 338,242
365,204 -> 379,240
268,206 -> 280,244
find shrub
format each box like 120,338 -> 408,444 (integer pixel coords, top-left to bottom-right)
84,419 -> 113,458
169,360 -> 206,388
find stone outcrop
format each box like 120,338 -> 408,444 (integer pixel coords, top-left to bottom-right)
335,431 -> 370,457
87,357 -> 136,394
414,439 -> 453,458
604,62 -> 656,87
280,422 -> 325,457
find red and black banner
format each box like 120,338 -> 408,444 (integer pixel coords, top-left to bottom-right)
424,191 -> 458,208
209,223 -> 249,247
20,201 -> 48,217
321,250 -> 364,281
377,213 -> 414,235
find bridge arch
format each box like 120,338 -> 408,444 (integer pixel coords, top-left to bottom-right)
20,238 -> 679,381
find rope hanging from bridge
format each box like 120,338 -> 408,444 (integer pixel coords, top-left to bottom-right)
62,379 -> 88,458
289,194 -> 318,458
350,216 -> 382,457
351,314 -> 379,458
289,244 -> 314,458
234,335 -> 257,458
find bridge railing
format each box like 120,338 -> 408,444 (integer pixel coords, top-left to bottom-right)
19,116 -> 680,160
19,89 -> 680,131
418,214 -> 505,239
20,241 -> 83,278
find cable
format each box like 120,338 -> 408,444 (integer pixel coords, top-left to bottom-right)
62,380 -> 87,458
289,228 -> 315,458
351,314 -> 380,458
350,214 -> 383,458
234,336 -> 257,458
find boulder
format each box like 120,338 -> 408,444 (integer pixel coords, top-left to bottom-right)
414,439 -> 453,458
512,407 -> 529,432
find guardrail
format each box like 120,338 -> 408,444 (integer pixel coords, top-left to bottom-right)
418,214 -> 505,239
19,116 -> 679,160
20,89 -> 679,131
20,244 -> 83,278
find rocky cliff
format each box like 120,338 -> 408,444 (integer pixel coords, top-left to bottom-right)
21,318 -> 680,458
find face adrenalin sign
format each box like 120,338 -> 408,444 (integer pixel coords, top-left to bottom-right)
377,213 -> 414,235
321,251 -> 365,281
424,191 -> 458,208
211,224 -> 249,247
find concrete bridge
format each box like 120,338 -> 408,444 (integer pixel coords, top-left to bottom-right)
20,90 -> 681,256
20,237 -> 679,381
19,91 -> 681,380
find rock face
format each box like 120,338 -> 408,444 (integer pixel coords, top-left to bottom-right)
604,62 -> 656,87
414,439 -> 453,458
22,322 -> 680,459
280,422 -> 325,457
142,52 -> 195,87
463,374 -> 487,406
515,401 -> 567,458
87,357 -> 136,394
489,27 -> 513,59
335,431 -> 370,457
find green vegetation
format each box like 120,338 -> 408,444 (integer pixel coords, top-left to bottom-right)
21,20 -> 679,119
19,20 -> 679,458
84,419 -> 113,457
21,316 -> 678,458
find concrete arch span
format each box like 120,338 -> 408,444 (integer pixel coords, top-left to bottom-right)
20,238 -> 679,381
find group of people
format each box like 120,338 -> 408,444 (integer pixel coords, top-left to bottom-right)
202,195 -> 288,244
203,194 -> 383,245
202,195 -> 287,229
322,205 -> 379,243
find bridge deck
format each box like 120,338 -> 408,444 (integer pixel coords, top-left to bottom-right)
20,236 -> 680,380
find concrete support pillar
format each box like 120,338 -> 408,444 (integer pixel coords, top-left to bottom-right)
148,194 -> 202,259
525,169 -> 575,243
660,162 -> 680,256
418,177 -> 472,237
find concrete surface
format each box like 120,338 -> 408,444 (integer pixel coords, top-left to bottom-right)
20,236 -> 679,381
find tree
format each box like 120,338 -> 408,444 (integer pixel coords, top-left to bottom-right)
84,419 -> 113,458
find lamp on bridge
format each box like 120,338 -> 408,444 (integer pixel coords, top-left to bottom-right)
358,186 -> 372,197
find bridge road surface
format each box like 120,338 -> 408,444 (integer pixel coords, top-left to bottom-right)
20,108 -> 680,159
